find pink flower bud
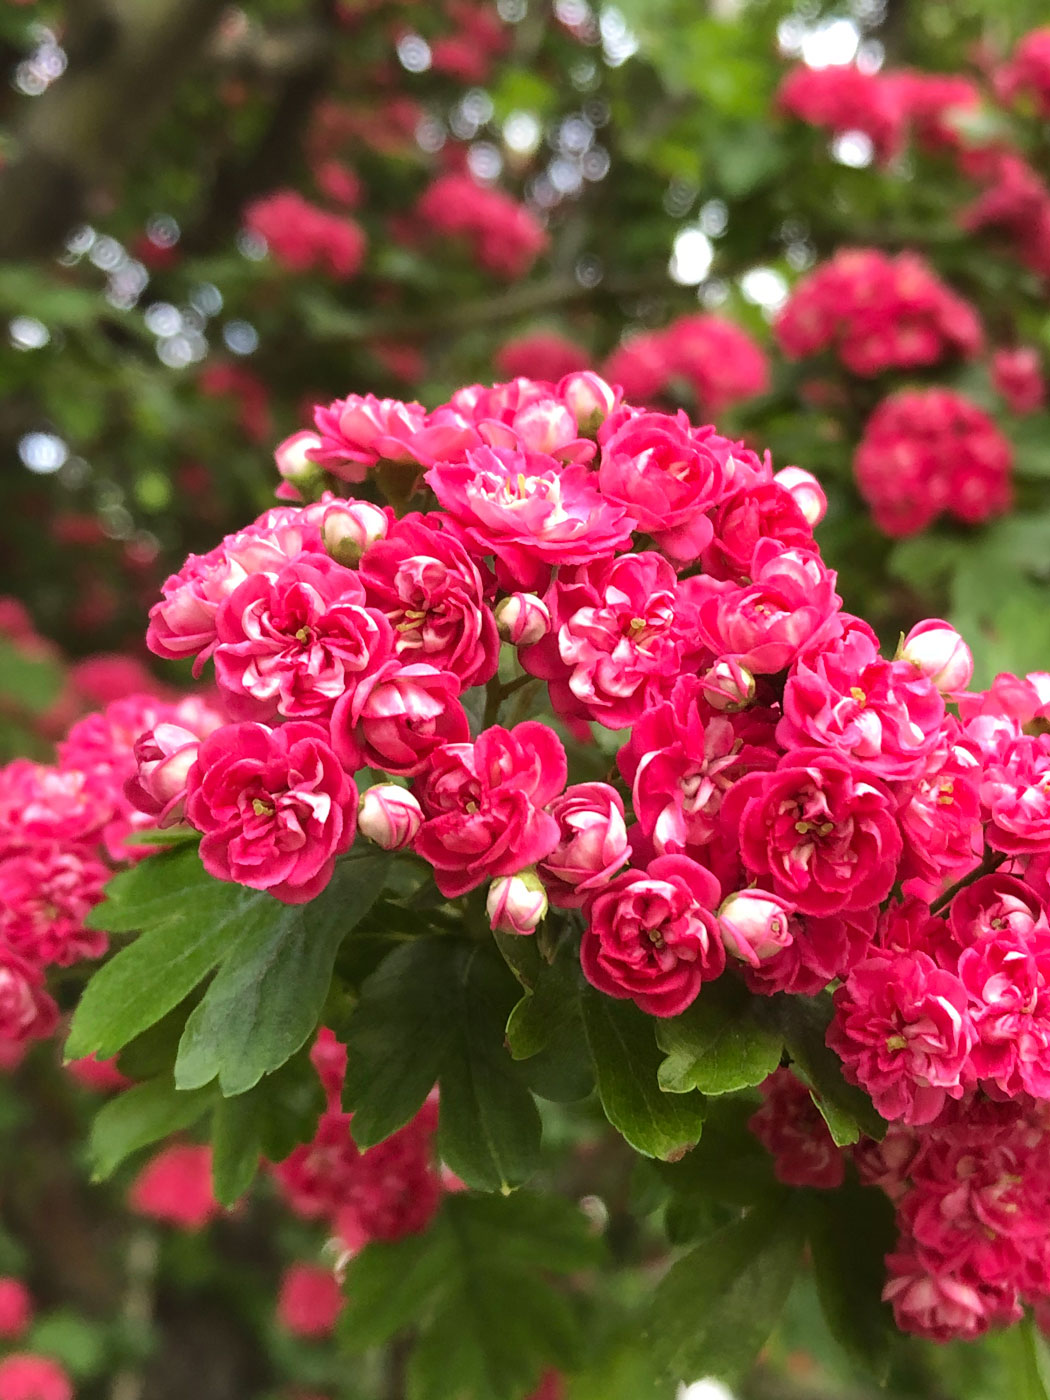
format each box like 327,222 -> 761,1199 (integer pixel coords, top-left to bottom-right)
125,723 -> 203,826
322,500 -> 389,567
718,890 -> 796,966
275,431 -> 324,489
557,371 -> 619,432
701,659 -> 756,711
774,466 -> 827,526
486,870 -> 548,936
357,784 -> 422,850
495,593 -> 551,647
898,619 -> 974,694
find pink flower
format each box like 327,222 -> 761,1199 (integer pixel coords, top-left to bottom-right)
359,516 -> 498,689
425,447 -> 631,591
828,951 -> 975,1125
0,1355 -> 73,1400
310,1027 -> 347,1107
779,63 -> 907,163
958,925 -> 1050,1098
949,873 -> 1047,948
357,785 -> 423,850
0,1280 -> 31,1341
855,389 -> 1013,537
125,718 -> 219,826
744,908 -> 875,998
495,333 -> 589,383
413,723 -> 566,898
0,947 -> 57,1045
884,1254 -> 1013,1338
981,732 -> 1050,854
537,783 -> 631,908
778,626 -> 946,781
618,676 -> 778,854
604,315 -> 769,414
717,889 -> 796,966
307,395 -> 479,482
597,409 -> 726,563
724,749 -> 902,916
691,538 -> 843,675
0,846 -> 109,967
214,556 -> 393,722
897,729 -> 983,900
486,871 -> 548,935
700,480 -> 815,582
146,508 -> 326,667
185,721 -> 357,904
749,1069 -> 845,1189
65,1053 -> 131,1094
997,27 -> 1050,117
277,1263 -> 344,1337
330,661 -> 469,777
521,552 -> 697,730
580,854 -> 724,1016
129,1144 -> 219,1230
244,190 -> 366,279
992,346 -> 1045,414
899,619 -> 973,694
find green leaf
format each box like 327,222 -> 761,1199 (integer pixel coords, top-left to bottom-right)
808,1180 -> 896,1378
210,1093 -> 263,1208
655,978 -> 783,1095
655,1095 -> 778,1208
506,945 -> 594,1103
779,994 -> 885,1146
345,939 -> 541,1192
436,948 -> 543,1193
68,847 -> 252,1061
174,851 -> 390,1096
580,990 -> 705,1159
0,638 -> 64,714
88,1075 -> 213,1180
345,1193 -> 601,1400
649,1195 -> 805,1383
28,1311 -> 108,1380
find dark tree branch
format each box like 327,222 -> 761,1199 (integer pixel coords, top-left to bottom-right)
0,0 -> 227,261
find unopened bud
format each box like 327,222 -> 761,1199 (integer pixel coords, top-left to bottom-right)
495,593 -> 551,647
898,619 -> 973,695
718,890 -> 796,966
774,466 -> 827,527
275,431 -> 325,497
557,371 -> 619,433
357,784 -> 422,850
486,870 -> 548,937
701,660 -> 756,711
322,500 -> 389,567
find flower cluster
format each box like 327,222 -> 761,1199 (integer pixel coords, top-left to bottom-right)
244,191 -> 367,280
133,367 -> 1050,1347
773,248 -> 983,376
854,388 -> 1013,537
604,314 -> 770,415
415,173 -> 549,279
0,690 -> 222,1058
